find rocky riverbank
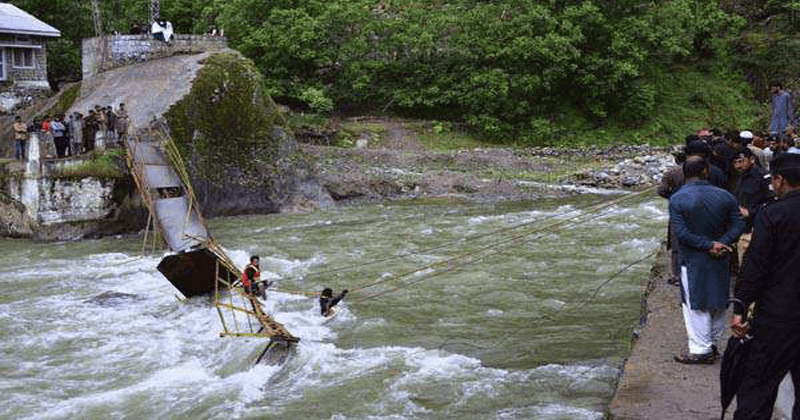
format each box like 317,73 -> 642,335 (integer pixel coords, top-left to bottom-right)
301,123 -> 680,204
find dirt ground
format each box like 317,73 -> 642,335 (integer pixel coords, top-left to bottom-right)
300,117 -> 671,203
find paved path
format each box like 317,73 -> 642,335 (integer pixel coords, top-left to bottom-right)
609,250 -> 733,420
608,249 -> 796,419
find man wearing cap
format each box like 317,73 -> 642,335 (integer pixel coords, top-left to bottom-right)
739,130 -> 769,170
731,152 -> 800,419
732,147 -> 773,265
670,155 -> 745,364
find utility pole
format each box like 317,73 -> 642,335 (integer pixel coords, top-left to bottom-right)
151,0 -> 160,23
91,0 -> 103,37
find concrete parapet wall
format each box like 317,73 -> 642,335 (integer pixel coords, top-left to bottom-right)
82,34 -> 227,79
1,132 -> 146,240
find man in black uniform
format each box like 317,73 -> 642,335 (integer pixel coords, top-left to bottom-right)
732,147 -> 773,264
731,152 -> 800,420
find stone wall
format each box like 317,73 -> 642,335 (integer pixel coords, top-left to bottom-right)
1,132 -> 146,240
82,34 -> 227,79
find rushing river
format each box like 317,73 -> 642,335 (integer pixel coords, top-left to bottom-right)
0,191 -> 667,420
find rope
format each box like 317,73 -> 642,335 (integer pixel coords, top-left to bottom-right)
352,202 -> 623,304
297,188 -> 653,281
401,249 -> 660,355
349,185 -> 657,300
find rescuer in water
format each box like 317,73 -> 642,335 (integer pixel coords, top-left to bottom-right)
319,288 -> 348,317
242,255 -> 270,299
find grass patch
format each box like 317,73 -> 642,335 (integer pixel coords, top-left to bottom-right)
52,149 -> 126,179
45,83 -> 81,117
338,121 -> 388,147
284,112 -> 329,130
540,65 -> 762,147
404,120 -> 493,151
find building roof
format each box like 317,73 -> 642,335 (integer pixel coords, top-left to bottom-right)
0,3 -> 60,37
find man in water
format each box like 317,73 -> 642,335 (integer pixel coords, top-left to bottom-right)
319,288 -> 348,317
242,255 -> 270,298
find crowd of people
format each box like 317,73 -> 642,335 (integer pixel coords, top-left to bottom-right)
659,123 -> 800,417
12,103 -> 129,161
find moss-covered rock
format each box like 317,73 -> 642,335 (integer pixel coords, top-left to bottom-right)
165,52 -> 332,216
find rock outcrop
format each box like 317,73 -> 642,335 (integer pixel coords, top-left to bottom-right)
164,52 -> 333,216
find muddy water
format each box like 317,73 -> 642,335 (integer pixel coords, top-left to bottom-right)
0,192 -> 667,420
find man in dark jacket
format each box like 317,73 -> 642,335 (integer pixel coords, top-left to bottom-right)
319,288 -> 348,317
670,156 -> 745,364
659,140 -> 728,285
732,152 -> 800,419
732,148 -> 774,265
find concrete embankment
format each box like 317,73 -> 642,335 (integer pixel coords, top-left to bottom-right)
608,247 -> 794,420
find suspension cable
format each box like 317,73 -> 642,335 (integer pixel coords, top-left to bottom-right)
349,185 -> 657,299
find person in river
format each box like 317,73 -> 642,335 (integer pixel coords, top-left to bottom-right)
242,255 -> 270,298
319,288 -> 348,317
669,155 -> 745,364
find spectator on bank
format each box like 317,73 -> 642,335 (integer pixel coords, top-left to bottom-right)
94,105 -> 107,138
770,82 -> 795,137
732,152 -> 800,419
659,149 -> 687,286
753,135 -> 771,172
106,106 -> 117,144
41,116 -> 51,133
732,147 -> 773,265
116,103 -> 129,144
13,115 -> 28,161
51,115 -> 68,158
739,130 -> 768,170
84,110 -> 97,153
151,19 -> 173,44
670,155 -> 745,364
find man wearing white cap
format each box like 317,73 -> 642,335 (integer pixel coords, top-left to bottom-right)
740,130 -> 768,170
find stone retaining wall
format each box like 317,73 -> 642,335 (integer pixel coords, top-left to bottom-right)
1,132 -> 146,240
82,34 -> 227,79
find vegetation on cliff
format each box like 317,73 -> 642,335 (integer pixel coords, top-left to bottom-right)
165,52 -> 323,215
10,0 -> 800,144
166,52 -> 285,183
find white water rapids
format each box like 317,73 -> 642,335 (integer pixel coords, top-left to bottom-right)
0,194 -> 667,419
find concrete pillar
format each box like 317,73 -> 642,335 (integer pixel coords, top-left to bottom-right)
94,129 -> 106,151
21,132 -> 41,222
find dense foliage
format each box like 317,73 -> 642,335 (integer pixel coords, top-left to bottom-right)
164,52 -> 283,183
9,0 -> 800,144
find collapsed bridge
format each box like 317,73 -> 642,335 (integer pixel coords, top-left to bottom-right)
124,125 -> 298,354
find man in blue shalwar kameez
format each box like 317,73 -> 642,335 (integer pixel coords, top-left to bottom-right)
770,82 -> 795,137
669,156 -> 746,364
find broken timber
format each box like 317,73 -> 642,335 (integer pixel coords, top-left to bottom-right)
124,127 -> 298,347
